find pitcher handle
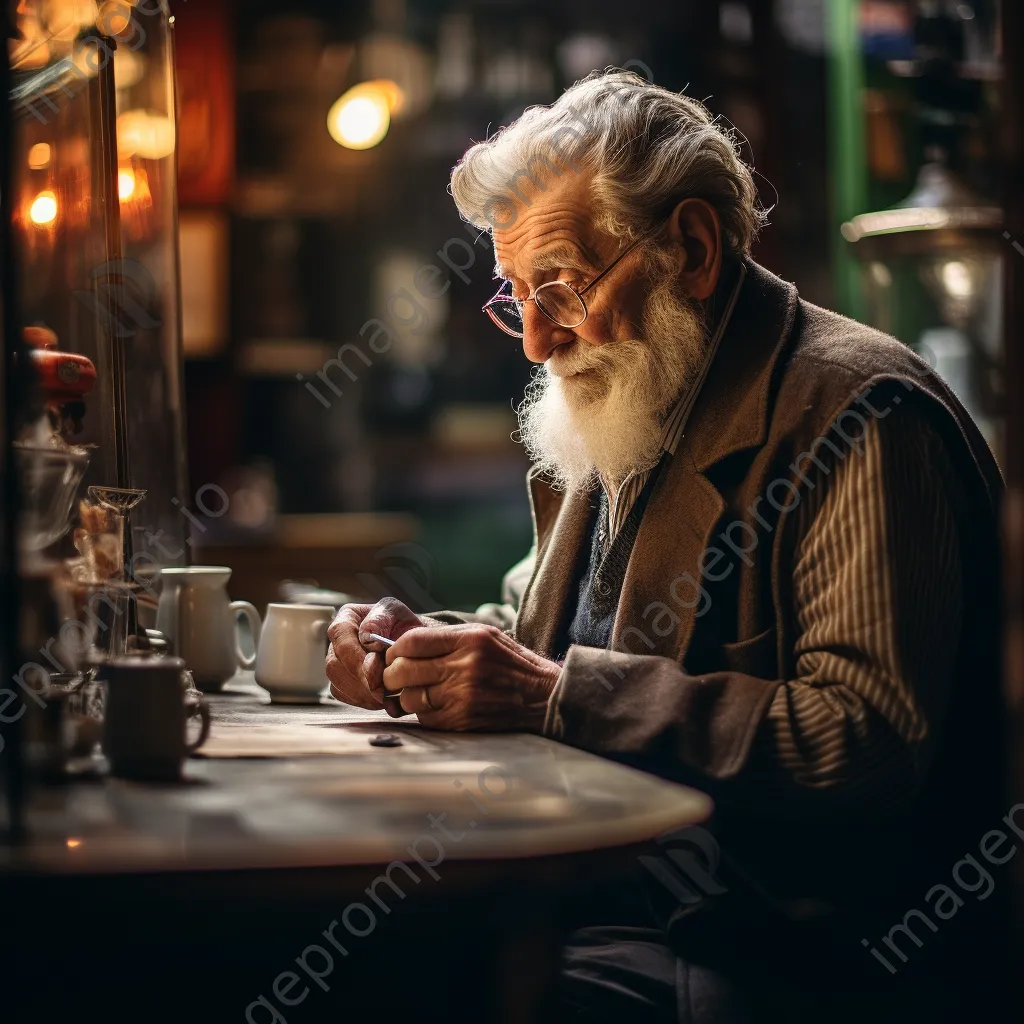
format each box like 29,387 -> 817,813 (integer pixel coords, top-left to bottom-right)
230,601 -> 262,669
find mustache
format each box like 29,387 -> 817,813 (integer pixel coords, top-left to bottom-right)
545,334 -> 656,392
516,267 -> 711,494
547,340 -> 611,379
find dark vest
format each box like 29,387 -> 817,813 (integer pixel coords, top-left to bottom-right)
560,468 -> 662,658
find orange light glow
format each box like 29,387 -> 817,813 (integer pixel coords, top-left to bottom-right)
327,81 -> 402,150
98,0 -> 132,38
28,143 -> 52,169
370,79 -> 405,117
118,168 -> 136,200
117,109 -> 176,160
66,837 -> 82,849
29,190 -> 58,225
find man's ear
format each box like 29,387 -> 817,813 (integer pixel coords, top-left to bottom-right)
666,198 -> 722,301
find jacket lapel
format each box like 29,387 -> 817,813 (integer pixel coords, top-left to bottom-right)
612,260 -> 800,661
513,470 -> 590,659
515,261 -> 800,664
612,451 -> 724,661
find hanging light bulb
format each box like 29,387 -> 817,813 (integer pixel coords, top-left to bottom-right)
118,168 -> 136,200
327,80 -> 402,150
29,191 -> 58,225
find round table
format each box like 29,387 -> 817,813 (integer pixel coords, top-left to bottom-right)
3,674 -> 712,1024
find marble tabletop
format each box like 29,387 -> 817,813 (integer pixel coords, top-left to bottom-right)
0,672 -> 712,876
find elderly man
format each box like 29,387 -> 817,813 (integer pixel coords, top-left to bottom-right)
327,72 -> 1005,1022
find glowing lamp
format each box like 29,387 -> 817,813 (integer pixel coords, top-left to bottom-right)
28,143 -> 52,169
327,80 -> 403,150
118,169 -> 136,200
29,191 -> 58,225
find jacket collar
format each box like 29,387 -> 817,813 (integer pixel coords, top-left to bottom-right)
515,260 -> 800,658
684,258 -> 799,475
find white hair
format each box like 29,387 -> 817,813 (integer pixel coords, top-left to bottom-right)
450,70 -> 766,256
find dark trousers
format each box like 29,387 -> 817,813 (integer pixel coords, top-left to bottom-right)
552,852 -> 1012,1024
558,925 -> 756,1024
556,923 -> 990,1024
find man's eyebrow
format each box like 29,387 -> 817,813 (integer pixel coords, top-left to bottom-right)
494,242 -> 597,282
529,243 -> 596,274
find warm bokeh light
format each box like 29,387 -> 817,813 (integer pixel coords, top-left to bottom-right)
117,109 -> 176,160
113,48 -> 145,91
333,96 -> 389,148
941,260 -> 973,299
29,190 -> 58,225
51,0 -> 99,43
328,81 -> 403,150
98,0 -> 133,38
371,79 -> 406,117
66,837 -> 82,849
28,143 -> 52,170
118,168 -> 136,200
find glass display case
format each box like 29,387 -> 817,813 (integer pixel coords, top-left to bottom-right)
8,0 -> 189,585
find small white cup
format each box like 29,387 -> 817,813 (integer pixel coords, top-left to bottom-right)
254,603 -> 333,704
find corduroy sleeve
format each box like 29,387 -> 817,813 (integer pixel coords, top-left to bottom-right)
545,408 -> 964,813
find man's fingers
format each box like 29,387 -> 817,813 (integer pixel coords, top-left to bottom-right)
363,650 -> 386,695
327,604 -> 371,653
382,656 -> 445,692
398,685 -> 443,716
326,647 -> 383,710
357,597 -> 423,646
385,625 -> 460,663
329,602 -> 373,632
324,604 -> 392,709
382,693 -> 410,718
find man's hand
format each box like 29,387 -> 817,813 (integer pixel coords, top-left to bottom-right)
381,624 -> 561,731
326,598 -> 425,708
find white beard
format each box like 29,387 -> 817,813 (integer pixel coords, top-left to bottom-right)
516,266 -> 709,494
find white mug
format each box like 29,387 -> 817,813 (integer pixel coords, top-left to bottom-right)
255,603 -> 333,704
156,566 -> 261,692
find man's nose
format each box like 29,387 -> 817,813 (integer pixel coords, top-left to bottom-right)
521,303 -> 575,364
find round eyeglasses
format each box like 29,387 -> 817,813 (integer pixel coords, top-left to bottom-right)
482,231 -> 651,338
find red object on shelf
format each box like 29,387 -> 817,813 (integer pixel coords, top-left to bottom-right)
22,325 -> 97,402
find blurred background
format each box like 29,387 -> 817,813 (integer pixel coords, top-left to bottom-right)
139,0 -> 1006,611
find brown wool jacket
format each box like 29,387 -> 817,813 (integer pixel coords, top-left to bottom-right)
434,260 -> 1005,972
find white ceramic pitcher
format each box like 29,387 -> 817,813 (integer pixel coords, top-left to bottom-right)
156,566 -> 261,691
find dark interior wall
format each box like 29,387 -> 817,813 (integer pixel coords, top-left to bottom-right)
184,0 -> 838,607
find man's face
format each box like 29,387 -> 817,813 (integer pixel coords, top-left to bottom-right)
495,172 -> 710,492
493,172 -> 649,369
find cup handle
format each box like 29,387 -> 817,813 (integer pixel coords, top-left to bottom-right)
185,698 -> 211,754
231,600 -> 262,669
312,617 -> 330,650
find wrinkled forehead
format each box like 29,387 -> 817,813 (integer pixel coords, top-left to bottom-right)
491,172 -> 603,281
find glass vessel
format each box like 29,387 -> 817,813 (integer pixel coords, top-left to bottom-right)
843,160 -> 1005,462
9,0 -> 189,590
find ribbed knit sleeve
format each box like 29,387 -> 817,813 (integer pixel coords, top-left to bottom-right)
752,407 -> 964,810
